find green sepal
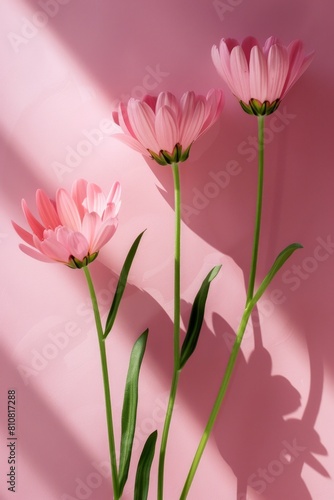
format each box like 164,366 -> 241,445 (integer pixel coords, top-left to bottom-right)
250,98 -> 267,115
266,99 -> 280,115
134,430 -> 158,500
161,149 -> 175,163
104,231 -> 145,338
148,149 -> 169,166
148,142 -> 192,166
179,143 -> 192,162
180,265 -> 222,369
118,329 -> 149,496
239,100 -> 254,115
161,143 -> 182,164
249,243 -> 302,309
67,252 -> 98,269
240,98 -> 281,117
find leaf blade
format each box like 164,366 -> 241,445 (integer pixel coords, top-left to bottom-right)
104,231 -> 145,338
134,430 -> 158,500
250,243 -> 302,308
180,265 -> 222,369
118,329 -> 149,495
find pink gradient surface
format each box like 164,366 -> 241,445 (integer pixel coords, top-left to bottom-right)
1,0 -> 333,499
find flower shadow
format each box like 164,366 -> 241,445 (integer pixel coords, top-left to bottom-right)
211,312 -> 329,500
0,343 -> 117,499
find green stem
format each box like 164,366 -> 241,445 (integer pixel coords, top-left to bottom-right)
83,266 -> 120,500
180,305 -> 252,499
157,162 -> 181,500
180,116 -> 266,498
246,115 -> 265,304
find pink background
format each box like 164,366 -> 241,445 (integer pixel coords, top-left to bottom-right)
1,0 -> 333,499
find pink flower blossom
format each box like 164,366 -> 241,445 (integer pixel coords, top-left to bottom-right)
212,36 -> 314,116
113,90 -> 224,165
12,179 -> 121,268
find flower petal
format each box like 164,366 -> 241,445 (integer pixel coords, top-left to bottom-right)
84,183 -> 106,216
67,232 -> 89,260
19,244 -> 54,263
267,44 -> 289,101
143,94 -> 157,111
156,92 -> 180,120
56,188 -> 82,231
106,182 -> 121,218
36,189 -> 61,229
223,38 -> 240,53
117,101 -> 137,138
241,36 -> 259,63
127,100 -> 160,151
211,42 -> 235,91
282,40 -> 314,98
249,45 -> 268,102
107,181 -> 121,206
33,233 -> 70,263
113,133 -> 149,156
81,212 -> 100,249
230,46 -> 251,102
71,179 -> 88,219
21,199 -> 45,239
208,88 -> 225,122
200,89 -> 224,135
155,106 -> 179,152
12,221 -> 35,246
91,219 -> 118,253
180,97 -> 206,147
112,110 -> 120,126
82,212 -> 116,253
263,36 -> 281,56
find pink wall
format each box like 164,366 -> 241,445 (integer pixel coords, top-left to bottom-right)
1,0 -> 333,498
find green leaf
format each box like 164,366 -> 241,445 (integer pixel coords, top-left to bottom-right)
250,243 -> 302,308
104,231 -> 145,338
118,329 -> 149,495
180,265 -> 222,369
134,430 -> 158,500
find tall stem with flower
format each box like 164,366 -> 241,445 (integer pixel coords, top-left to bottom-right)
12,179 -> 157,500
157,161 -> 182,499
83,265 -> 120,497
113,89 -> 224,499
180,36 -> 314,497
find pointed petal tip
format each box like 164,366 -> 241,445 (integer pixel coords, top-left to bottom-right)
19,244 -> 54,263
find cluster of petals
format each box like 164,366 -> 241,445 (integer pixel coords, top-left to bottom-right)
212,36 -> 314,115
113,89 -> 224,165
12,179 -> 121,268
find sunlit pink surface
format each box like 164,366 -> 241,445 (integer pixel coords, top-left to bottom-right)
1,0 -> 333,499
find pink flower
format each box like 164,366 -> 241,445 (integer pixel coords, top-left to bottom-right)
212,36 -> 314,116
12,179 -> 121,268
113,90 -> 224,165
